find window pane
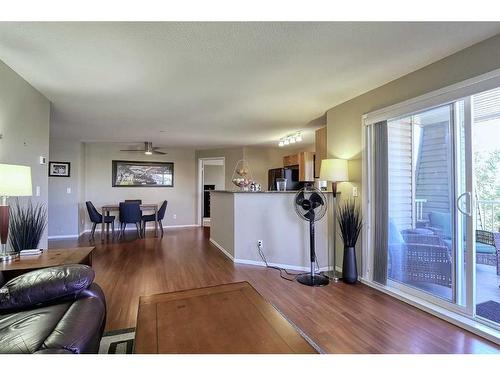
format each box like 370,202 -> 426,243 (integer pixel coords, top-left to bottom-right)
473,87 -> 500,327
388,105 -> 454,301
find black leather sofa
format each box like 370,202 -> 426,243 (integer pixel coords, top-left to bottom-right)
0,264 -> 106,354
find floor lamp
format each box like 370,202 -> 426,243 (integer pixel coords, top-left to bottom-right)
319,159 -> 349,282
0,164 -> 33,262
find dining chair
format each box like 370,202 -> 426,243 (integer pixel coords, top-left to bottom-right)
141,200 -> 168,237
85,201 -> 115,239
119,202 -> 143,238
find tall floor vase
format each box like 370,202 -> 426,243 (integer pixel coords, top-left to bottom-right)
342,246 -> 358,284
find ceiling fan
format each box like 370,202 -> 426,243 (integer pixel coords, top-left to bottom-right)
120,142 -> 168,155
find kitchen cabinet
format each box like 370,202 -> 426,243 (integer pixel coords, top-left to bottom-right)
283,153 -> 299,167
283,151 -> 315,182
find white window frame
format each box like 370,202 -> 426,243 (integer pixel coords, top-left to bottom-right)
361,68 -> 500,344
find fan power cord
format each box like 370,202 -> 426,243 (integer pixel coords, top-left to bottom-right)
256,243 -> 321,282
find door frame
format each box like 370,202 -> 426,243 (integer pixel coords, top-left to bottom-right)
197,157 -> 225,226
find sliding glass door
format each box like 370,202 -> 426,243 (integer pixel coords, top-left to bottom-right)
366,85 -> 500,333
471,88 -> 500,328
387,103 -> 468,305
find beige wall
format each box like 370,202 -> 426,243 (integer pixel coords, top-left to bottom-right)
203,164 -> 225,190
326,33 -> 500,269
196,145 -> 315,194
243,145 -> 314,190
84,143 -> 197,229
196,147 -> 244,190
0,59 -> 50,249
48,139 -> 84,237
210,191 -> 329,269
210,192 -> 235,257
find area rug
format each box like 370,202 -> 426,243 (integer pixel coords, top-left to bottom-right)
99,328 -> 135,354
476,300 -> 500,325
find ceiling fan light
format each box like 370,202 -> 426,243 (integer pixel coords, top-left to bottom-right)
284,138 -> 290,145
289,137 -> 296,144
296,133 -> 303,142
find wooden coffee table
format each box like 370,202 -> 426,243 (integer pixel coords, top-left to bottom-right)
134,281 -> 318,354
0,247 -> 94,281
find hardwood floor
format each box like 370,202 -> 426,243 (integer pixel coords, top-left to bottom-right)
49,227 -> 499,354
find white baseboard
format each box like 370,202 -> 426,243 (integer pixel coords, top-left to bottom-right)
209,238 -> 234,260
82,223 -> 199,234
234,258 -> 321,272
209,237 -> 339,272
48,234 -> 80,239
163,224 -> 199,229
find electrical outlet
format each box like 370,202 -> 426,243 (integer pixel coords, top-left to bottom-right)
257,240 -> 263,248
66,187 -> 71,194
352,186 -> 359,197
35,186 -> 40,196
173,214 -> 177,220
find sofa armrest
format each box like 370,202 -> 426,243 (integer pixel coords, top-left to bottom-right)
42,283 -> 107,354
0,265 -> 94,311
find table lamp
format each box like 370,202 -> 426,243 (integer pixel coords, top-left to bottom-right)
319,158 -> 349,281
0,164 -> 33,262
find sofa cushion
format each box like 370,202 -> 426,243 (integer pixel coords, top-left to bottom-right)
476,242 -> 496,254
0,265 -> 94,311
0,302 -> 72,353
41,284 -> 106,354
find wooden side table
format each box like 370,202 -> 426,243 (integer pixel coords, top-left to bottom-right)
0,247 -> 94,282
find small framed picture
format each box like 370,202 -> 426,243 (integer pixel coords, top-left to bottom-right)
49,161 -> 71,177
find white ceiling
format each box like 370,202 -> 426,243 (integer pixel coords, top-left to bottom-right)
0,22 -> 499,149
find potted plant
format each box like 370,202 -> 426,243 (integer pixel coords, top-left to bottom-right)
9,198 -> 47,251
337,198 -> 363,284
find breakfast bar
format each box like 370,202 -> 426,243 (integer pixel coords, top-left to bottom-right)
209,191 -> 331,270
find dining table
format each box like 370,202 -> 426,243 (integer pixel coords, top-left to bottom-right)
100,203 -> 159,242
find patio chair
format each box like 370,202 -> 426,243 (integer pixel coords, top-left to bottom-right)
427,211 -> 500,275
389,229 -> 452,288
476,230 -> 500,275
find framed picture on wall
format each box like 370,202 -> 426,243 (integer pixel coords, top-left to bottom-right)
48,161 -> 71,177
112,160 -> 174,187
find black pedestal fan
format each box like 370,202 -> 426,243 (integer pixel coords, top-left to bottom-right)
294,186 -> 329,287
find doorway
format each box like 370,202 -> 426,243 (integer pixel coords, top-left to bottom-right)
197,158 -> 225,226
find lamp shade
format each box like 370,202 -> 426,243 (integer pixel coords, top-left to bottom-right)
0,164 -> 33,196
319,158 -> 349,182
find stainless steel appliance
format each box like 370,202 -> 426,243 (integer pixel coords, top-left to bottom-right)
268,166 -> 303,191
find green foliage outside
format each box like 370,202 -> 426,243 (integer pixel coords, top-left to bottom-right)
474,150 -> 500,231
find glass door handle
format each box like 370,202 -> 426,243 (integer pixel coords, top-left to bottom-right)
457,192 -> 472,216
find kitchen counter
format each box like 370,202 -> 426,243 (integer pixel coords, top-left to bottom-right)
209,190 -> 333,270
